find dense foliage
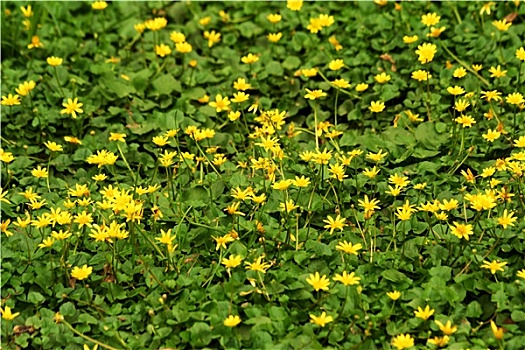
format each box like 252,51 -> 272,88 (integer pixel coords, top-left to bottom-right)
1,1 -> 525,349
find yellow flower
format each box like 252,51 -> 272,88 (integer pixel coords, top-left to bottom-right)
175,42 -> 192,54
332,79 -> 351,88
279,199 -> 298,212
516,47 -> 525,61
516,269 -> 525,280
241,53 -> 259,64
170,31 -> 186,44
109,132 -> 126,142
203,30 -> 221,47
287,0 -> 303,11
506,92 -> 524,105
333,271 -> 360,286
421,12 -> 440,27
155,44 -> 172,57
267,32 -> 283,43
92,1 -> 108,10
366,149 -> 388,162
415,43 -> 437,64
1,306 -> 20,321
266,13 -> 282,23
1,94 -> 21,106
411,70 -> 431,81
453,67 -> 467,78
490,320 -> 504,340
492,19 -> 512,31
329,59 -> 344,71
293,175 -> 311,188
134,23 -> 146,34
489,65 -> 507,78
497,209 -> 517,229
480,2 -> 495,15
144,17 -> 167,31
403,35 -> 418,44
304,89 -> 327,100
482,129 -> 501,142
447,86 -> 465,95
212,234 -> 235,250
224,315 -> 241,327
209,94 -> 231,112
414,305 -> 435,320
31,166 -> 48,178
392,334 -> 414,350
369,101 -> 385,113
309,312 -> 333,327
71,265 -> 93,280
245,255 -> 272,273
434,320 -> 458,335
355,83 -> 369,92
222,255 -> 243,269
323,215 -> 347,234
306,272 -> 330,291
20,5 -> 33,17
427,26 -> 446,38
455,115 -> 476,128
233,78 -> 251,91
374,72 -> 391,83
387,290 -> 401,300
335,241 -> 362,255
44,141 -> 63,152
61,98 -> 83,119
427,336 -> 449,347
16,80 -> 36,96
199,16 -> 211,26
481,259 -> 507,274
232,92 -> 249,103
27,35 -> 44,49
38,237 -> 55,249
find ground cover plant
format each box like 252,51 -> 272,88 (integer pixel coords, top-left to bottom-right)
1,0 -> 525,349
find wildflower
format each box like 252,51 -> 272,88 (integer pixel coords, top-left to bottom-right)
414,305 -> 435,320
52,230 -> 72,240
155,44 -> 171,57
280,199 -> 298,212
517,47 -> 525,61
304,89 -> 327,100
38,237 -> 55,249
310,312 -> 333,327
336,241 -> 362,255
1,219 -> 13,237
44,141 -> 63,152
455,115 -> 476,128
224,315 -> 241,327
233,78 -> 251,91
392,334 -> 414,350
245,256 -> 272,273
482,129 -> 501,142
427,336 -> 449,347
232,92 -> 249,103
333,271 -> 360,286
480,2 -> 495,15
514,136 -> 525,148
287,0 -> 303,11
403,35 -> 418,44
71,265 -> 93,280
61,98 -> 83,119
209,94 -> 231,112
506,92 -> 524,105
222,255 -> 243,269
428,26 -> 446,37
293,176 -> 310,187
20,5 -> 33,17
369,101 -> 385,113
454,99 -> 470,112
492,19 -> 512,31
267,32 -> 282,42
266,13 -> 282,23
74,211 -> 93,228
329,59 -> 344,71
323,215 -> 347,234
1,94 -> 21,106
481,259 -> 507,274
16,80 -> 36,96
374,72 -> 391,83
421,12 -> 440,26
144,17 -> 167,31
489,65 -> 507,78
27,35 -> 44,49
64,136 -> 82,145
175,42 -> 192,54
228,111 -> 241,121
272,179 -> 293,190
447,86 -> 465,95
224,202 -> 245,216
92,1 -> 108,10
366,150 -> 388,162
453,67 -> 467,78
415,43 -> 437,64
434,320 -> 458,335
301,68 -> 318,77
109,133 -> 126,142
241,53 -> 259,64
306,272 -> 330,291
328,35 -> 343,50
1,306 -> 20,321
363,166 -> 380,178
387,290 -> 401,300
170,31 -> 186,43
332,79 -> 351,88
497,210 -> 517,229
134,23 -> 146,34
517,269 -> 525,279
411,70 -> 431,81
156,229 -> 176,246
355,83 -> 369,92
31,166 -> 48,178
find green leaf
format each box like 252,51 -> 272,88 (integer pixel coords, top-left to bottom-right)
151,74 -> 182,96
189,322 -> 212,347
